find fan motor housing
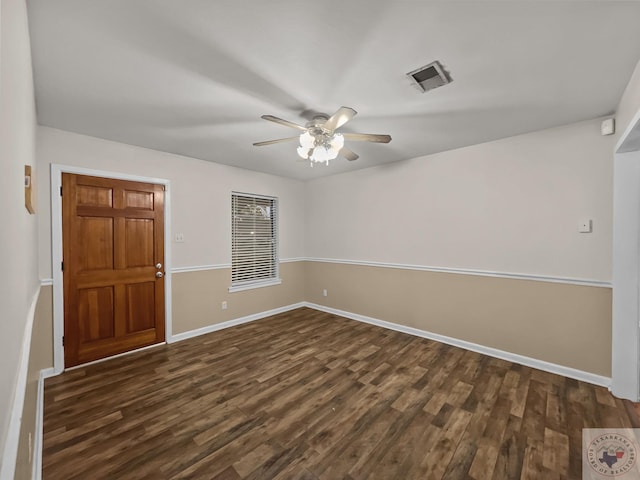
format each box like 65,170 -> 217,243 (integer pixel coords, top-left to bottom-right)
307,114 -> 331,135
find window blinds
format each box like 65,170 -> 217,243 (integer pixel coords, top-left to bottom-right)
231,193 -> 278,285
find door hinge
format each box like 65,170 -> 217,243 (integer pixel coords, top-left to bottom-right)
62,336 -> 65,346
61,261 -> 64,271
60,186 -> 63,196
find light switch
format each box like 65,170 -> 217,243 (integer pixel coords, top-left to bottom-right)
175,233 -> 185,242
578,220 -> 592,233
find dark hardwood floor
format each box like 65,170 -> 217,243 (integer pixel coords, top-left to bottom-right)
43,307 -> 640,479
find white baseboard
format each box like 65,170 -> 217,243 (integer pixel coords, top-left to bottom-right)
170,302 -> 306,343
1,287 -> 40,480
304,302 -> 611,388
31,368 -> 54,480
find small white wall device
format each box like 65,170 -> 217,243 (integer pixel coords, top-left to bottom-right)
601,118 -> 615,136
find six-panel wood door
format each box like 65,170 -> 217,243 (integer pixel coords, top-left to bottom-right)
62,173 -> 165,367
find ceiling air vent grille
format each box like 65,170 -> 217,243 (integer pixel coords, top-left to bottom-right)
407,61 -> 452,93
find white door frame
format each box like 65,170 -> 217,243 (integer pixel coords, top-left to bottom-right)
50,164 -> 173,375
612,108 -> 640,400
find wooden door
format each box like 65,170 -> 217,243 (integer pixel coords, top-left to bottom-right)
62,173 -> 165,367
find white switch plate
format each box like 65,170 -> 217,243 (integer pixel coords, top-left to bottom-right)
175,233 -> 185,242
578,220 -> 592,233
221,301 -> 227,310
322,289 -> 328,297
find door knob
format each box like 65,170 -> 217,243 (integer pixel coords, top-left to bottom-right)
156,272 -> 164,278
156,263 -> 162,269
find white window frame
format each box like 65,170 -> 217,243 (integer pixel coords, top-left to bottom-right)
229,192 -> 281,293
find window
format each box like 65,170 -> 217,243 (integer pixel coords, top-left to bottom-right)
229,192 -> 280,292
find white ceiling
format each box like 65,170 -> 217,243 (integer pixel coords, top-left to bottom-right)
27,1 -> 640,180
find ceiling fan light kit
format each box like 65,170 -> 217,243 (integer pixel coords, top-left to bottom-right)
297,131 -> 344,166
295,115 -> 346,166
253,106 -> 391,167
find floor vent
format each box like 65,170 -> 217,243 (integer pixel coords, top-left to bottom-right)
407,61 -> 452,93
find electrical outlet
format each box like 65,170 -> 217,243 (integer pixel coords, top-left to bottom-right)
175,233 -> 185,243
221,301 -> 228,310
322,289 -> 328,297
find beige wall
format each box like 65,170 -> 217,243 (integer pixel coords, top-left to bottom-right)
18,267 -> 306,374
15,286 -> 53,479
173,262 -> 304,334
26,269 -> 304,357
36,126 -> 306,279
305,261 -> 612,376
29,262 -> 613,377
0,0 -> 39,471
305,118 -> 613,282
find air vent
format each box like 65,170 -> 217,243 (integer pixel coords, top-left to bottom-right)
407,61 -> 452,93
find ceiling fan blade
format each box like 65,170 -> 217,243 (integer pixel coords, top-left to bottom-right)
323,106 -> 357,132
340,147 -> 359,161
261,115 -> 307,131
342,133 -> 392,143
253,136 -> 299,146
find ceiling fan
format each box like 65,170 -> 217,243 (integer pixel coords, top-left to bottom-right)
253,106 -> 391,166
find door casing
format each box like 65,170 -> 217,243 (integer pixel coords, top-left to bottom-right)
612,107 -> 640,401
51,164 -> 173,374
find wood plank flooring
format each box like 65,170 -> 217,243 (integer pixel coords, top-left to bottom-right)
43,307 -> 640,479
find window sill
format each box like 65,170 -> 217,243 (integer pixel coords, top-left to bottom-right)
228,278 -> 282,293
